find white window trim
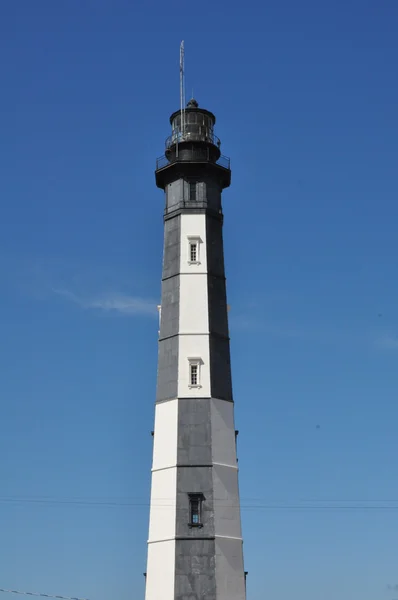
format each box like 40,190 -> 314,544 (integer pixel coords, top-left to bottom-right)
188,357 -> 203,389
187,236 -> 202,265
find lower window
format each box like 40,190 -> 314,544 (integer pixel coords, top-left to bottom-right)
188,493 -> 204,527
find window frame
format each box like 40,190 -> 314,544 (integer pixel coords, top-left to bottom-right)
188,493 -> 204,528
190,363 -> 198,386
187,236 -> 201,265
189,181 -> 197,201
188,357 -> 203,389
189,241 -> 198,263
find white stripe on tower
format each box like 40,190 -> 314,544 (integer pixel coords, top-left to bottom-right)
178,213 -> 211,398
146,399 -> 178,599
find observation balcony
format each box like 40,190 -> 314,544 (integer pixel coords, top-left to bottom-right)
156,151 -> 230,171
156,126 -> 230,171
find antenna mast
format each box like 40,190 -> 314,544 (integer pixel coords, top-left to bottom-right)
179,40 -> 185,139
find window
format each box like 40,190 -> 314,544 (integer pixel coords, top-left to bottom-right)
188,358 -> 203,388
190,363 -> 198,386
190,242 -> 198,263
188,493 -> 204,527
189,182 -> 197,201
187,236 -> 201,264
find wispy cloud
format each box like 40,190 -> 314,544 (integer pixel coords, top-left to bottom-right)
0,255 -> 157,317
53,289 -> 157,317
376,334 -> 398,350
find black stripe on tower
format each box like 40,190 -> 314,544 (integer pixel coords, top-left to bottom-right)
174,399 -> 216,599
174,539 -> 217,600
206,214 -> 233,402
156,214 -> 180,403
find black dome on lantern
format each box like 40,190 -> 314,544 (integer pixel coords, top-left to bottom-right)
187,98 -> 199,108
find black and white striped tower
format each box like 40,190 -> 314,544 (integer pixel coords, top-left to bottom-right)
144,97 -> 246,600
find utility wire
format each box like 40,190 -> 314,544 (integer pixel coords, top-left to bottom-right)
0,497 -> 397,511
3,493 -> 397,502
0,589 -> 89,600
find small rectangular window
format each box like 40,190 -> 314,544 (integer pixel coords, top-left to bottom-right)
190,364 -> 198,386
189,182 -> 197,201
189,494 -> 204,527
190,243 -> 197,263
187,237 -> 201,264
188,357 -> 202,389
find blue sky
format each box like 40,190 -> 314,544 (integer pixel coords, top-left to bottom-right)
0,1 -> 397,599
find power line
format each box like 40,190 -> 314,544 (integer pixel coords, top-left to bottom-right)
3,492 -> 397,502
0,589 -> 89,600
0,497 -> 397,511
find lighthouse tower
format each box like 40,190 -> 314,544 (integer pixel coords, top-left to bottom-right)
144,97 -> 246,600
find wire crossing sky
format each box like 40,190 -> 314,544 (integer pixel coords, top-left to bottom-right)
0,590 -> 89,600
0,496 -> 397,510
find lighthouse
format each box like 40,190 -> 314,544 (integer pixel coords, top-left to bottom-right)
144,92 -> 246,600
